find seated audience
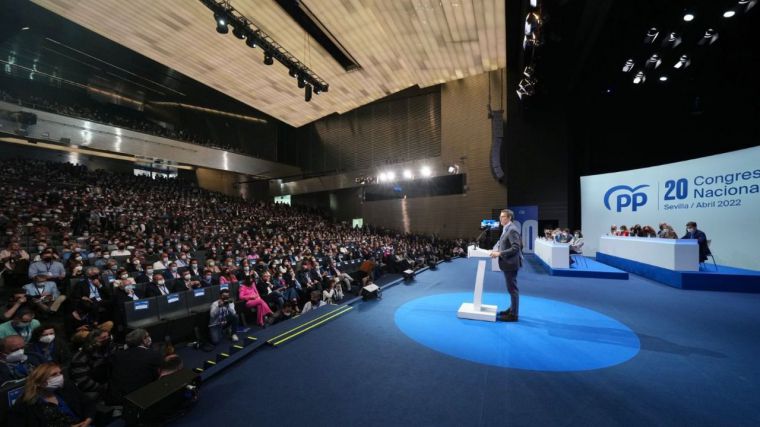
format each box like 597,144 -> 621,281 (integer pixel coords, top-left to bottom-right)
9,362 -> 95,427
238,278 -> 273,327
108,329 -> 162,404
0,306 -> 41,343
1,335 -> 35,384
23,273 -> 67,314
25,325 -> 71,367
301,290 -> 326,314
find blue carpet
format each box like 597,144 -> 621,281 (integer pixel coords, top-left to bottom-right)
394,292 -> 639,371
172,257 -> 760,427
597,252 -> 760,292
532,253 -> 629,279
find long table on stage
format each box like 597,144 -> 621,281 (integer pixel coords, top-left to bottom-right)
598,236 -> 699,271
534,238 -> 570,269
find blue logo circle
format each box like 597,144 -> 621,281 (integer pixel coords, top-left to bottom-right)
394,293 -> 640,371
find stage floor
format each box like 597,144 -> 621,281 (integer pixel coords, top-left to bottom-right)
173,257 -> 760,427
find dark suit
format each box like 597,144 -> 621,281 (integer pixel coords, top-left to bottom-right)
144,281 -> 172,298
108,346 -> 162,403
497,222 -> 523,316
681,229 -> 711,262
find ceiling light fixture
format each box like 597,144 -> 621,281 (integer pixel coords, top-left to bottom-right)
683,13 -> 695,22
201,0 -> 329,98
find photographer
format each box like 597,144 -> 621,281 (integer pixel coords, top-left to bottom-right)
208,289 -> 239,344
0,241 -> 30,289
22,273 -> 66,314
3,290 -> 29,322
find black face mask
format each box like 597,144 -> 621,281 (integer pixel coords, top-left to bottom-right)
42,257 -> 53,262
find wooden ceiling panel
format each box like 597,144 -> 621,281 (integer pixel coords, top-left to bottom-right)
32,0 -> 505,127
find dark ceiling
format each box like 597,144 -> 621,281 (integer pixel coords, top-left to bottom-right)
507,0 -> 760,174
0,0 -> 273,121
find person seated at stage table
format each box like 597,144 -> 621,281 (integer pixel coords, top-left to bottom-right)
570,231 -> 584,254
640,225 -> 657,237
630,224 -> 643,237
681,221 -> 711,263
617,225 -> 630,236
609,225 -> 618,236
657,223 -> 669,238
8,362 -> 95,427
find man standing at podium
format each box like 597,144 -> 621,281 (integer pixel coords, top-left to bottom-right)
490,209 -> 522,322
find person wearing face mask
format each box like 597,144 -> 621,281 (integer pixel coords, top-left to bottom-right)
152,252 -> 172,270
174,270 -> 201,292
135,265 -> 153,284
1,334 -> 36,383
27,248 -> 66,282
164,262 -> 181,282
69,328 -> 113,402
188,258 -> 201,276
107,329 -> 162,405
682,221 -> 711,263
145,273 -> 172,297
9,362 -> 95,426
110,242 -> 131,257
112,277 -> 143,338
208,289 -> 240,344
0,306 -> 40,343
200,269 -> 216,287
70,267 -> 112,324
23,273 -> 67,314
25,325 -> 71,367
175,252 -> 189,268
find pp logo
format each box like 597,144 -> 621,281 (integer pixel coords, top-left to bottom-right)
604,184 -> 650,212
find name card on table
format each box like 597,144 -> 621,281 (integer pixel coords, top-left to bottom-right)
167,293 -> 179,303
193,288 -> 206,297
134,301 -> 149,311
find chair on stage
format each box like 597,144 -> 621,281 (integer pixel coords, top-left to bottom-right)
570,243 -> 587,269
700,240 -> 718,271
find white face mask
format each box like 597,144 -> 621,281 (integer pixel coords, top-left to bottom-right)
157,280 -> 165,286
39,334 -> 55,344
5,349 -> 26,363
120,274 -> 129,279
183,275 -> 191,280
45,374 -> 64,390
144,337 -> 152,348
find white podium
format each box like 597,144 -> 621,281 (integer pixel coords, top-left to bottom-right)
467,244 -> 500,271
459,247 -> 498,322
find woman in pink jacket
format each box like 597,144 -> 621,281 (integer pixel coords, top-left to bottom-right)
238,278 -> 273,326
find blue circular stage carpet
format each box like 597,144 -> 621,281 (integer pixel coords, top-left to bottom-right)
394,293 -> 640,372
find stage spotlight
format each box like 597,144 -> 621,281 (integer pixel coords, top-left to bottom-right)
420,166 -> 432,177
723,10 -> 736,18
622,59 -> 634,72
683,13 -> 695,22
645,54 -> 661,69
245,37 -> 257,48
698,29 -> 718,45
524,12 -> 541,35
403,269 -> 415,281
403,169 -> 413,180
288,68 -> 297,78
263,52 -> 274,65
516,77 -> 536,99
214,13 -> 228,34
659,75 -> 668,82
304,84 -> 312,102
674,54 -> 690,69
378,172 -> 387,182
523,65 -> 534,78
633,71 -> 645,84
739,0 -> 757,12
644,27 -> 659,44
447,164 -> 460,174
297,75 -> 305,88
664,32 -> 681,48
232,25 -> 246,40
386,171 -> 396,181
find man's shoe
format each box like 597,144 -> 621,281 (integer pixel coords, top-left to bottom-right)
504,313 -> 519,322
